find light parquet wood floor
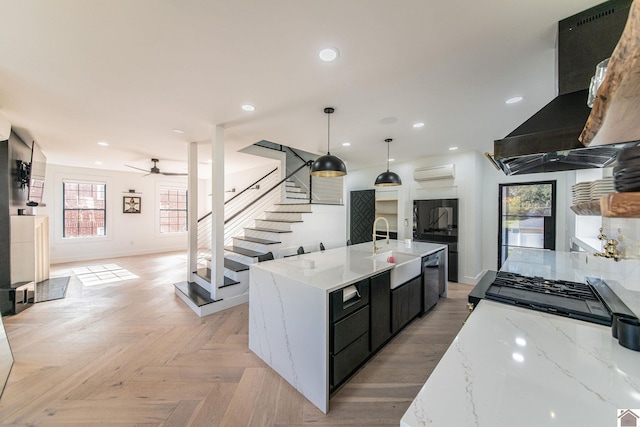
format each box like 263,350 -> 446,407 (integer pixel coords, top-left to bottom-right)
0,251 -> 471,426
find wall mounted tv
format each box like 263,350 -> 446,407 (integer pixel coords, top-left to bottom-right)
27,140 -> 46,206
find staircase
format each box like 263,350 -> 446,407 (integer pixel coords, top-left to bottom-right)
174,180 -> 314,316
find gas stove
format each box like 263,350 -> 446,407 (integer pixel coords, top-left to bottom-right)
484,271 -> 634,326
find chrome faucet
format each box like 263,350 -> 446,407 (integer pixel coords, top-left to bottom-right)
372,216 -> 390,254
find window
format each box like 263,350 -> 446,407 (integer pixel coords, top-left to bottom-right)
498,181 -> 556,268
159,188 -> 187,233
63,181 -> 106,238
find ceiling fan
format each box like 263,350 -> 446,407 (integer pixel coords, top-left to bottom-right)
125,158 -> 188,176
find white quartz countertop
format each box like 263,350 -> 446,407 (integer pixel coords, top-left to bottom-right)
250,240 -> 446,292
402,248 -> 640,427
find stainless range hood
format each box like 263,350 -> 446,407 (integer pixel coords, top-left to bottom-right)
491,0 -> 636,175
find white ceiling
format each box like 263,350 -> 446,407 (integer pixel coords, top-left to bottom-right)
0,0 -> 603,176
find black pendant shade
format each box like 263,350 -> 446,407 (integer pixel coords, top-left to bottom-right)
375,170 -> 402,186
375,138 -> 402,186
311,107 -> 347,177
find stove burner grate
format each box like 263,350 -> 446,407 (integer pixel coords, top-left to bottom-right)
493,272 -> 599,301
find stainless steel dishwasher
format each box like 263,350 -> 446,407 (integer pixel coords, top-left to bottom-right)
422,250 -> 446,314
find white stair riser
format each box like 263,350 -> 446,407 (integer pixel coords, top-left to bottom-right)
285,187 -> 305,193
264,212 -> 303,221
223,268 -> 248,284
284,197 -> 309,204
254,219 -> 292,231
285,192 -> 307,199
272,204 -> 312,213
244,229 -> 285,241
232,237 -> 273,254
225,251 -> 259,266
216,282 -> 250,300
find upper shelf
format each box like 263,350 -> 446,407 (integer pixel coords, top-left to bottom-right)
580,0 -> 640,147
571,193 -> 640,217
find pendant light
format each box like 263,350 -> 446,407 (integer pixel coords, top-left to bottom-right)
310,107 -> 347,177
375,138 -> 402,186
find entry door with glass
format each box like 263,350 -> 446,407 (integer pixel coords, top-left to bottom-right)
498,181 -> 556,268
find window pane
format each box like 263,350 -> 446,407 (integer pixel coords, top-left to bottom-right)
159,187 -> 187,233
63,181 -> 107,238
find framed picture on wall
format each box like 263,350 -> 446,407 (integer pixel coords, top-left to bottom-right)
123,196 -> 141,213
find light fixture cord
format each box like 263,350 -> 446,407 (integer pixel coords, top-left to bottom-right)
327,112 -> 331,155
386,140 -> 390,172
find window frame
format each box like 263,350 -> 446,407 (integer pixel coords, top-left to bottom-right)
62,180 -> 107,239
497,180 -> 556,269
158,186 -> 188,234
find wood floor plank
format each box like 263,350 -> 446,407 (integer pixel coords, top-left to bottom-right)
0,251 -> 471,425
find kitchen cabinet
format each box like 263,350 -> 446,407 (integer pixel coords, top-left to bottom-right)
329,278 -> 371,391
329,271 -> 391,390
391,276 -> 421,334
370,271 -> 391,352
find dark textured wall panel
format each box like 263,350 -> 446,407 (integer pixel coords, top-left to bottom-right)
349,190 -> 374,245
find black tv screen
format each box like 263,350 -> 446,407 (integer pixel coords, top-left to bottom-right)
27,141 -> 46,206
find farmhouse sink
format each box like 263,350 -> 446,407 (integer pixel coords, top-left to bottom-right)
369,251 -> 421,289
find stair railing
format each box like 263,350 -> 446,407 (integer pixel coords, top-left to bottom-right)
196,161 -> 315,271
196,167 -> 279,268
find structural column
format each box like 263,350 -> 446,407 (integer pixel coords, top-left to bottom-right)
187,141 -> 198,282
210,126 -> 225,299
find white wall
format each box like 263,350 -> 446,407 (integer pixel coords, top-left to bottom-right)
346,150 -> 576,285
41,164 -> 195,263
224,160 -> 281,202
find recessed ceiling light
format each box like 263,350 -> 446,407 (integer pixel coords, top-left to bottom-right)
318,47 -> 339,62
505,96 -> 524,104
342,142 -> 351,147
388,158 -> 395,162
97,141 -> 109,146
413,122 -> 425,128
172,128 -> 185,134
94,161 -> 103,165
449,146 -> 458,151
241,104 -> 255,112
380,117 -> 398,125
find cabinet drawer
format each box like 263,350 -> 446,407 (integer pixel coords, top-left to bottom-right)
331,331 -> 369,389
330,279 -> 370,323
332,305 -> 369,354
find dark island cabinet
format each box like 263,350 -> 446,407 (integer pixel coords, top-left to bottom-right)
391,276 -> 422,334
329,270 -> 391,391
370,271 -> 391,351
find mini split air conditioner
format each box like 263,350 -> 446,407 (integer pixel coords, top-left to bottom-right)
0,112 -> 11,141
413,164 -> 455,181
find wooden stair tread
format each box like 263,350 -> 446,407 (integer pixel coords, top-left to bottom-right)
264,210 -> 307,214
233,236 -> 280,245
174,281 -> 220,307
224,258 -> 250,272
274,203 -> 311,206
224,246 -> 267,258
245,227 -> 293,233
258,219 -> 303,223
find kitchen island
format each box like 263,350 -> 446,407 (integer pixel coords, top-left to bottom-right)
401,248 -> 640,426
248,240 -> 447,413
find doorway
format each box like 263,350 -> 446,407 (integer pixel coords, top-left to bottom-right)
498,181 -> 556,268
